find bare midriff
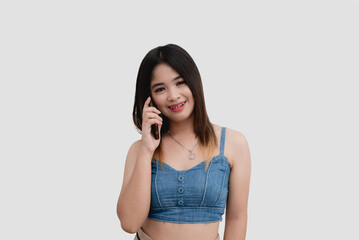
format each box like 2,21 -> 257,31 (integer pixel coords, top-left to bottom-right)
141,218 -> 220,240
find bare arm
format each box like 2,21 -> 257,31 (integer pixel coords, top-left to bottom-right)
116,97 -> 162,233
116,141 -> 153,233
224,130 -> 251,240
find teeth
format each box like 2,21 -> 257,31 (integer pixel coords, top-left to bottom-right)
170,102 -> 185,109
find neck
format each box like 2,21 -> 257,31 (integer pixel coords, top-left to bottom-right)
168,114 -> 195,140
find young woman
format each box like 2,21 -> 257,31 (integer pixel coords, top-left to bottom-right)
117,44 -> 251,240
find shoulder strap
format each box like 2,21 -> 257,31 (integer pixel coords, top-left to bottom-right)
220,127 -> 226,155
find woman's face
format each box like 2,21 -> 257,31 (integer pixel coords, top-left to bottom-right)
150,63 -> 194,122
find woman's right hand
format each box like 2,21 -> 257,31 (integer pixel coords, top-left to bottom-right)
141,96 -> 163,153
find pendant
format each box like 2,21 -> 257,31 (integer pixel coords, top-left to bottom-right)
188,152 -> 196,160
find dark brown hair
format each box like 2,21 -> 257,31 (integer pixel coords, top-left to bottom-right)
132,44 -> 217,170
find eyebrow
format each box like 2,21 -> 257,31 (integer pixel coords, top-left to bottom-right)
151,75 -> 183,89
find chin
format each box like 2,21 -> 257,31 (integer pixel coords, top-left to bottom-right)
168,112 -> 194,123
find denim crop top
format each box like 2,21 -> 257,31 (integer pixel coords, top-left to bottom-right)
148,127 -> 231,223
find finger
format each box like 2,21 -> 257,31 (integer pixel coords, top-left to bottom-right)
145,111 -> 162,118
145,112 -> 163,122
145,118 -> 163,126
145,115 -> 162,123
143,97 -> 151,111
144,107 -> 161,115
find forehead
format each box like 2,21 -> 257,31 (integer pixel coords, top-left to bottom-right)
151,63 -> 180,84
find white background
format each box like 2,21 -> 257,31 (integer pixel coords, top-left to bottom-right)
1,0 -> 358,239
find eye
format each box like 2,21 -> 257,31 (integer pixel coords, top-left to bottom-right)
154,87 -> 165,93
177,81 -> 186,86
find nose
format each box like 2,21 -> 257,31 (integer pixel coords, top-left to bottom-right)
167,87 -> 180,101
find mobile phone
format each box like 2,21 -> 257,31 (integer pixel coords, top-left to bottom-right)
148,100 -> 160,140
151,122 -> 159,140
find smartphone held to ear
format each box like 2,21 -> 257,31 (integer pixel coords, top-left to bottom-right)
151,123 -> 159,140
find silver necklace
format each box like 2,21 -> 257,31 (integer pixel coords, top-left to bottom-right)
167,131 -> 198,160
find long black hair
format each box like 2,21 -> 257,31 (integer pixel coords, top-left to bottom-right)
132,44 -> 217,169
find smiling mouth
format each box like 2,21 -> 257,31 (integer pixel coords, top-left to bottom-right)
168,101 -> 186,109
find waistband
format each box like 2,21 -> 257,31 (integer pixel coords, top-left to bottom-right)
134,227 -> 220,240
149,207 -> 225,223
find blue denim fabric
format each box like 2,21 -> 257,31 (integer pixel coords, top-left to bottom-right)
148,127 -> 231,223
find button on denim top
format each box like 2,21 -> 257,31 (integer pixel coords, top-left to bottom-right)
149,127 -> 231,223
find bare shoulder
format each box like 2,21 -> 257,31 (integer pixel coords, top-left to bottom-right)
211,124 -> 248,145
211,123 -> 222,137
225,127 -> 249,148
224,127 -> 251,169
